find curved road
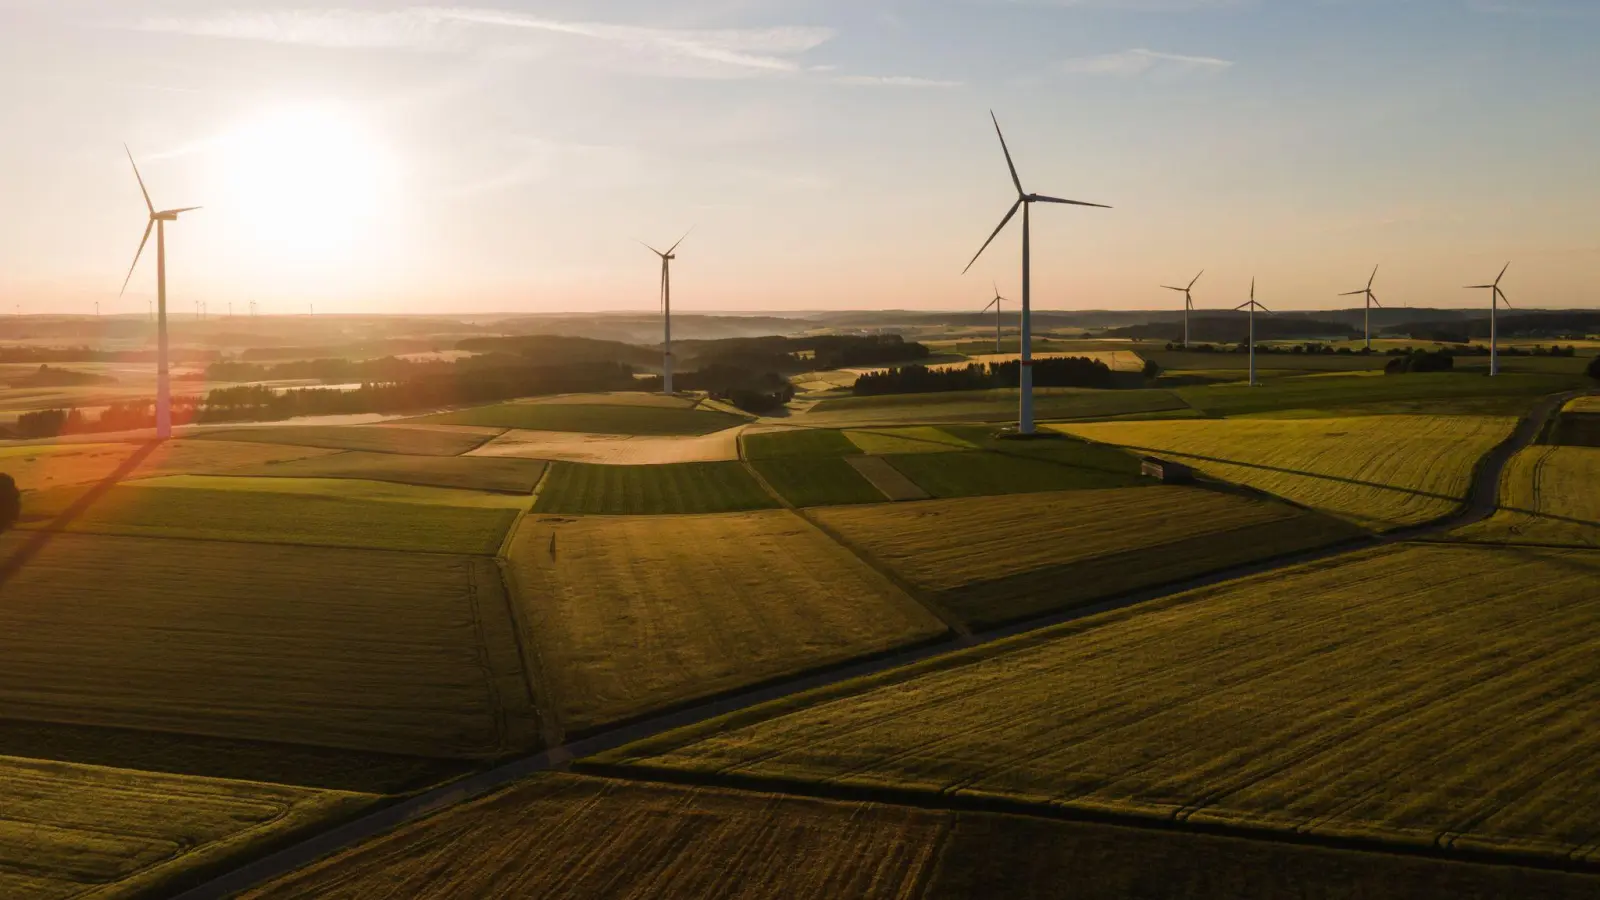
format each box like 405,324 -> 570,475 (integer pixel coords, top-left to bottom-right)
173,389 -> 1589,900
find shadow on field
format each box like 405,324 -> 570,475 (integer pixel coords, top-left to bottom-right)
0,440 -> 161,591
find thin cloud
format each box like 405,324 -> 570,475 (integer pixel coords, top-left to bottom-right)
831,74 -> 963,88
1059,48 -> 1234,77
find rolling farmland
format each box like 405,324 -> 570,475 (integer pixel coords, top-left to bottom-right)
1173,372 -> 1581,418
506,512 -> 944,732
0,439 -> 339,492
0,755 -> 372,900
1451,445 -> 1600,547
606,544 -> 1600,863
468,427 -> 741,464
533,461 -> 776,514
750,457 -> 886,506
234,450 -> 548,493
422,401 -> 748,435
1059,415 -> 1516,531
801,387 -> 1190,426
0,532 -> 538,758
844,426 -> 977,455
192,425 -> 495,456
810,487 -> 1358,627
743,428 -> 861,459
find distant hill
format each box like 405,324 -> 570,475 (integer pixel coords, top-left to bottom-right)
1391,310 -> 1600,342
480,314 -> 811,344
1104,314 -> 1360,343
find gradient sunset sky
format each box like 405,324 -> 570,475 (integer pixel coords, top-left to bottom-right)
1,0 -> 1596,315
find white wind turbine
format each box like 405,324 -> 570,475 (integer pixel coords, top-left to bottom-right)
1161,270 -> 1203,349
1339,264 -> 1382,350
964,112 -> 1110,435
641,228 -> 691,395
982,283 -> 1007,353
1235,278 -> 1271,387
1465,262 -> 1512,377
118,146 -> 200,440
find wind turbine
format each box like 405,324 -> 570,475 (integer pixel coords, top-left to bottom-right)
1339,265 -> 1382,350
964,111 -> 1110,435
1160,270 -> 1203,348
118,145 -> 199,440
982,283 -> 1007,353
1465,262 -> 1512,377
641,228 -> 691,395
1234,278 -> 1271,387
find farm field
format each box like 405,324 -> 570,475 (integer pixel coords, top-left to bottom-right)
1058,414 -> 1516,531
0,755 -> 373,900
0,532 -> 538,760
521,391 -> 700,408
1175,372 -> 1580,418
533,460 -> 776,514
507,512 -> 943,732
750,457 -> 886,506
234,450 -> 548,493
0,439 -> 339,492
882,448 -> 1145,498
844,426 -> 977,455
468,426 -> 742,464
16,483 -> 518,554
1450,445 -> 1600,547
810,487 -> 1357,627
846,456 -> 931,500
1566,395 -> 1600,413
1145,350 -> 1386,373
192,425 -> 493,456
605,544 -> 1600,863
800,387 -> 1190,426
743,427 -> 861,459
420,401 -> 747,435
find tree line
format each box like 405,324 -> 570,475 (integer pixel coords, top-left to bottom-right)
852,357 -> 1116,396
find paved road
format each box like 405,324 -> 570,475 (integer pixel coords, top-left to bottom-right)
172,389 -> 1589,900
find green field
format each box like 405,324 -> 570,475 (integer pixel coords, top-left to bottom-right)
238,772 -> 1600,900
1175,372 -> 1580,418
750,457 -> 887,506
0,755 -> 373,900
742,428 -> 861,459
1146,350 -> 1388,373
810,487 -> 1358,628
506,512 -> 944,732
883,450 -> 1144,498
1451,445 -> 1600,547
192,425 -> 494,456
235,450 -> 548,493
0,439 -> 339,492
421,401 -> 747,436
606,544 -> 1600,863
0,532 -> 537,760
843,425 -> 979,455
802,387 -> 1190,426
533,461 -> 777,514
1059,415 -> 1516,531
17,483 -> 518,554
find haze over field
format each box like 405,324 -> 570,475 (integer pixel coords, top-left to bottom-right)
2,0 -> 1598,314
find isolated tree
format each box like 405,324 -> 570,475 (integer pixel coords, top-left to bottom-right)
0,474 -> 18,534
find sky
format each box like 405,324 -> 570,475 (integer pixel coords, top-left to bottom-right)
0,0 -> 1597,315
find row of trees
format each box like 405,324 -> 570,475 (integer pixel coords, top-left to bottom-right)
853,357 -> 1116,396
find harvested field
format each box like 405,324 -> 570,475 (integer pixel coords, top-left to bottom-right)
743,428 -> 860,459
508,512 -> 944,732
468,426 -> 741,465
0,532 -> 537,759
233,450 -> 548,493
882,443 -> 1146,498
810,488 -> 1359,627
751,458 -> 886,506
533,461 -> 776,515
0,755 -> 372,900
609,544 -> 1600,863
846,456 -> 930,501
16,484 -> 517,554
1058,415 -> 1516,531
192,425 -> 492,456
1566,395 -> 1600,414
801,388 -> 1189,426
421,402 -> 747,436
844,426 -> 977,455
0,440 -> 339,492
1451,446 -> 1600,547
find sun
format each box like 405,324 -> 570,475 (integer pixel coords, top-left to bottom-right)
216,103 -> 396,257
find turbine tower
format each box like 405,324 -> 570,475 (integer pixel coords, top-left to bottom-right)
642,229 -> 691,395
982,283 -> 1007,353
1235,278 -> 1271,387
1339,265 -> 1382,350
964,112 -> 1109,435
1160,270 -> 1203,348
1465,262 -> 1512,377
119,145 -> 199,440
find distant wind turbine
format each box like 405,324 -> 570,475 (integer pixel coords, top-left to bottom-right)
1465,262 -> 1512,377
964,111 -> 1110,435
1161,270 -> 1203,348
982,283 -> 1007,353
1339,265 -> 1382,350
641,228 -> 691,395
119,145 -> 199,440
1235,278 -> 1271,387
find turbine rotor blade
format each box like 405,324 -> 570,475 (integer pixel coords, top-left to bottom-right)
666,225 -> 694,256
1338,290 -> 1366,296
1370,293 -> 1382,308
1030,194 -> 1112,208
983,299 -> 998,312
1497,287 -> 1511,308
638,239 -> 665,257
1465,284 -> 1493,289
1367,265 -> 1379,289
161,206 -> 202,216
1161,285 -> 1186,292
1188,270 -> 1204,289
119,220 -> 154,298
990,111 -> 1023,196
1495,261 -> 1510,286
124,144 -> 154,215
962,199 -> 1021,275
1256,302 -> 1272,313
1234,301 -> 1251,311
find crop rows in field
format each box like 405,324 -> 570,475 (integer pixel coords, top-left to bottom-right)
743,428 -> 860,459
843,426 -> 977,455
193,425 -> 493,456
1059,414 -> 1515,531
1451,445 -> 1600,547
506,512 -> 944,732
235,450 -> 548,493
607,544 -> 1600,863
422,401 -> 747,436
750,458 -> 886,506
0,532 -> 538,760
532,460 -> 776,514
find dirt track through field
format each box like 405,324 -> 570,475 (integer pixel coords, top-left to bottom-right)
170,389 -> 1593,900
